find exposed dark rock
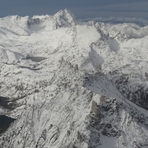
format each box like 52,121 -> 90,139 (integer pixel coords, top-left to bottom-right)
0,115 -> 16,134
0,96 -> 9,108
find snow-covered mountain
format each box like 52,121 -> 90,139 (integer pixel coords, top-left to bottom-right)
0,9 -> 148,148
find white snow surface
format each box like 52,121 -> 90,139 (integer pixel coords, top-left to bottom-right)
0,9 -> 148,148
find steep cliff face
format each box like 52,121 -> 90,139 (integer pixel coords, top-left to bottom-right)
0,10 -> 148,148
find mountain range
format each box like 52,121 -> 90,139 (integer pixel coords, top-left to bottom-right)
0,9 -> 148,148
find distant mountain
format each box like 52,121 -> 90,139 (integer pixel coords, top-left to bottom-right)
80,17 -> 148,27
0,9 -> 148,148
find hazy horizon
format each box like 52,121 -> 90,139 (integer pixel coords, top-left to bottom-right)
0,1 -> 148,19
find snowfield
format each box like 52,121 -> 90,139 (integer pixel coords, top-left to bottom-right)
0,9 -> 148,148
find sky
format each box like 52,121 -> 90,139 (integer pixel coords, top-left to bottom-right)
0,0 -> 148,19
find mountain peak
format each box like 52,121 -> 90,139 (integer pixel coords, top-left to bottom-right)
54,9 -> 75,27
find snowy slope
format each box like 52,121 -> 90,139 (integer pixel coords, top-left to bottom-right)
0,9 -> 148,148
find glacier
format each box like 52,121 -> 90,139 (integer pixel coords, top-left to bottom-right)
0,9 -> 148,148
